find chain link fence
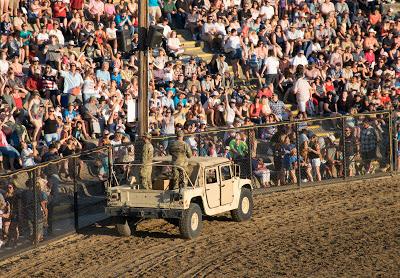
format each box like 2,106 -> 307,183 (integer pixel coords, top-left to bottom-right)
0,146 -> 110,259
0,111 -> 397,259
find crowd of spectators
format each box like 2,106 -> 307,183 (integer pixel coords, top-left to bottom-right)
0,0 -> 397,173
0,0 -> 398,248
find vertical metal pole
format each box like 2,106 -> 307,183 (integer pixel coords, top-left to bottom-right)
341,116 -> 347,180
389,111 -> 394,173
295,123 -> 301,187
73,157 -> 78,231
33,169 -> 38,246
138,0 -> 149,137
197,133 -> 201,156
108,146 -> 113,186
248,129 -> 253,179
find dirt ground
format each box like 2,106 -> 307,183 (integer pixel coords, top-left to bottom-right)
1,176 -> 399,278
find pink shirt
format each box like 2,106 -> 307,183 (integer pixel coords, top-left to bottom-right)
365,51 -> 375,64
104,4 -> 115,16
0,129 -> 8,147
89,0 -> 104,15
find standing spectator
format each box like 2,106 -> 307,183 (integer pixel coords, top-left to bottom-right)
293,65 -> 311,119
60,62 -> 84,104
360,120 -> 379,174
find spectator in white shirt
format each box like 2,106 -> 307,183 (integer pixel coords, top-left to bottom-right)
293,65 -> 312,118
262,49 -> 280,89
224,29 -> 243,78
158,18 -> 172,38
260,3 -> 275,20
320,0 -> 335,16
201,16 -> 222,51
291,50 -> 309,67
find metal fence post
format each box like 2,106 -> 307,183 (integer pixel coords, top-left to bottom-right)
33,169 -> 38,246
341,116 -> 347,180
73,157 -> 78,231
108,145 -> 113,185
295,123 -> 301,187
389,111 -> 394,173
198,133 -> 201,157
248,129 -> 253,179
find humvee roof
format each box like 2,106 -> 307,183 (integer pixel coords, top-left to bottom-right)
153,156 -> 231,168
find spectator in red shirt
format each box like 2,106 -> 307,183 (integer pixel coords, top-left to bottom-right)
70,0 -> 84,16
53,0 -> 68,28
250,96 -> 262,124
257,84 -> 273,99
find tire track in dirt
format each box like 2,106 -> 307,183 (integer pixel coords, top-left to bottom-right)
92,196 -> 326,278
1,177 -> 399,277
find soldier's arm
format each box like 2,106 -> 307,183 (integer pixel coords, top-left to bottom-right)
186,144 -> 192,158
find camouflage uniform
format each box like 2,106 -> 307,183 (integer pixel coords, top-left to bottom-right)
140,133 -> 154,189
168,135 -> 192,189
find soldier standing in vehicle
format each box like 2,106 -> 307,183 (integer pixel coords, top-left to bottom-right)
168,130 -> 192,189
140,132 -> 154,189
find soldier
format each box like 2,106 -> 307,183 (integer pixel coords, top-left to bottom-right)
168,130 -> 192,189
140,132 -> 154,189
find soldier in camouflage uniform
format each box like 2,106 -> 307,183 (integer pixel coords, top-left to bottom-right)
168,130 -> 192,189
140,132 -> 154,189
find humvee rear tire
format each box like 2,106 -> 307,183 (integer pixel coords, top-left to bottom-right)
116,218 -> 137,237
179,203 -> 203,239
231,188 -> 253,222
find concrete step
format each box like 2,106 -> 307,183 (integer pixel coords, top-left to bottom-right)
183,46 -> 202,52
180,40 -> 197,47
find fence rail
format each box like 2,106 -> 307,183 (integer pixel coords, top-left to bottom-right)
0,110 -> 398,258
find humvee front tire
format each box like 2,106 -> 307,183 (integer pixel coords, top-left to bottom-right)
179,203 -> 203,239
116,218 -> 137,237
231,188 -> 253,222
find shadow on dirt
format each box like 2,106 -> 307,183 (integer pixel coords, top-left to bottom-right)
77,214 -> 232,239
134,230 -> 179,239
203,215 -> 232,222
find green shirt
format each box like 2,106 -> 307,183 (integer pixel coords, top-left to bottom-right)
163,1 -> 176,12
229,139 -> 248,159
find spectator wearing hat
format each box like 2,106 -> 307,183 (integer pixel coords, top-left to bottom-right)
364,29 -> 379,51
291,50 -> 308,67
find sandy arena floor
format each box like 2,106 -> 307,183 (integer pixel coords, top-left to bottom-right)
0,176 -> 399,277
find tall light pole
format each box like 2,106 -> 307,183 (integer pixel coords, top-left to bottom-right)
138,0 -> 149,137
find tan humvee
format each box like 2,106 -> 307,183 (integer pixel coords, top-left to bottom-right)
105,156 -> 253,239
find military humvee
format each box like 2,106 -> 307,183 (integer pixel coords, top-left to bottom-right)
105,156 -> 253,239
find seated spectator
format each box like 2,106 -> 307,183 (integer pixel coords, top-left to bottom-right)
86,0 -> 104,23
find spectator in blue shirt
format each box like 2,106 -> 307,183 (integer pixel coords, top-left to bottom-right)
63,104 -> 78,122
96,62 -> 111,85
173,92 -> 187,107
111,68 -> 122,87
114,10 -> 133,34
165,81 -> 177,95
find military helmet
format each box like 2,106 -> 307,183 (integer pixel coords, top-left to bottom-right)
176,130 -> 184,137
143,132 -> 152,139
